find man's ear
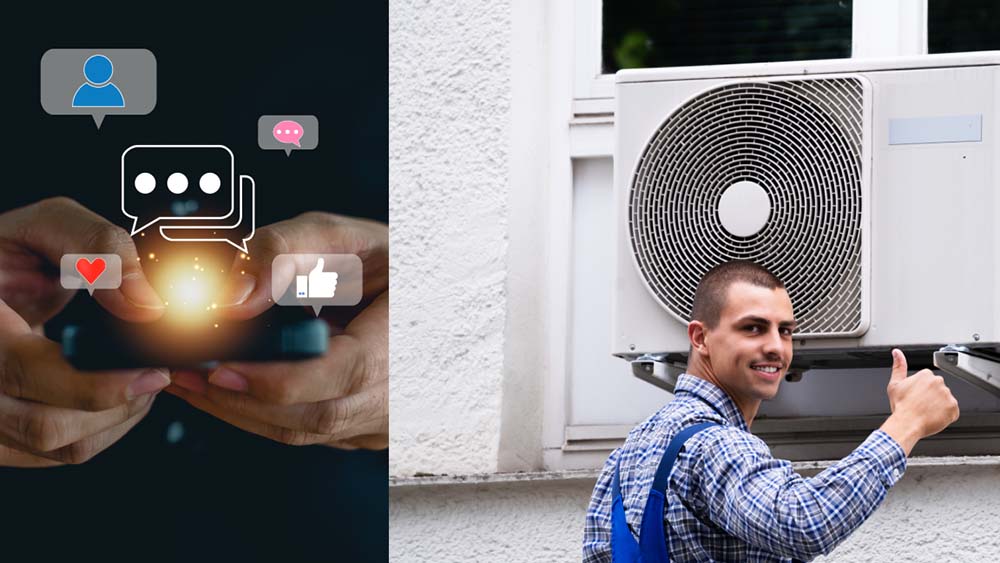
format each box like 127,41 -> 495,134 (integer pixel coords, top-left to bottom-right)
688,320 -> 708,355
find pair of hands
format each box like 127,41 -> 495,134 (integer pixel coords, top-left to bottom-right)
0,198 -> 387,467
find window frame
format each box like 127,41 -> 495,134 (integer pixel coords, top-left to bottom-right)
570,0 -> 928,115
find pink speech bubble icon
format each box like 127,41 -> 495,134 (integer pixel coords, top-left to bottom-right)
273,120 -> 304,147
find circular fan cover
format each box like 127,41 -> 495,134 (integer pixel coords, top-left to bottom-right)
628,78 -> 867,337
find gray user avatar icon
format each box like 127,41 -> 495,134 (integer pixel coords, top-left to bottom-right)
41,49 -> 156,128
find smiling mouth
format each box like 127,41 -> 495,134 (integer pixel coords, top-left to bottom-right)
750,363 -> 782,376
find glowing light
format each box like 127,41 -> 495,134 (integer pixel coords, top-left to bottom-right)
155,255 -> 225,327
149,253 -> 155,259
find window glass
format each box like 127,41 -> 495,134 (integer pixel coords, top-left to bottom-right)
602,0 -> 852,73
928,0 -> 1000,53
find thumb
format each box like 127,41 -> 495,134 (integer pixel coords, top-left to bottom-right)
312,257 -> 325,274
0,198 -> 164,323
890,348 -> 908,383
218,213 -> 386,321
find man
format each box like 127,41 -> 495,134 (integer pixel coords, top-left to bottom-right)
583,260 -> 960,562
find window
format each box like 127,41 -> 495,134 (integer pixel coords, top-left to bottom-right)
603,0 -> 853,73
928,0 -> 1000,53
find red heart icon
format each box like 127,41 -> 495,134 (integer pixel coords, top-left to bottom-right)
75,257 -> 107,285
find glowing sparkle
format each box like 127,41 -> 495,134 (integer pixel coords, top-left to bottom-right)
148,253 -> 155,259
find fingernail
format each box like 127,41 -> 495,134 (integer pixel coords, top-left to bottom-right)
219,274 -> 256,307
121,273 -> 165,309
208,368 -> 249,392
127,370 -> 172,400
171,371 -> 208,394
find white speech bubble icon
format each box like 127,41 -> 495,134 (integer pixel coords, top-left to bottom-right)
159,175 -> 256,253
121,145 -> 236,236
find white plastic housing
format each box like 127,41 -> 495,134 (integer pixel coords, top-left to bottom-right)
613,52 -> 1000,363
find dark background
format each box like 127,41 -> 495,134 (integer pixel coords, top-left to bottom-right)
0,6 -> 387,563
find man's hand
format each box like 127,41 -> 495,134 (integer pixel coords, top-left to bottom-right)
165,212 -> 388,450
0,198 -> 168,467
880,348 -> 960,455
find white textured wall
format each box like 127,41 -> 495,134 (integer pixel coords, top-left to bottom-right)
390,463 -> 1000,562
389,0 -> 512,476
391,478 -> 592,562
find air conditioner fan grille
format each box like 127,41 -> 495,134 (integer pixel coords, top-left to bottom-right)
628,78 -> 865,336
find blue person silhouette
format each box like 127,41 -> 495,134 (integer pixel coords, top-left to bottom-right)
72,54 -> 125,108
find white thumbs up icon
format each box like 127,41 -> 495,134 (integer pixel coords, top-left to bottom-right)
296,258 -> 339,299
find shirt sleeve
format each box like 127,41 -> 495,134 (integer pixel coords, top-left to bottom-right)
682,427 -> 907,560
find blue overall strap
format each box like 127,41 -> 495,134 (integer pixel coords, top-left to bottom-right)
637,422 -> 718,562
610,456 -> 641,562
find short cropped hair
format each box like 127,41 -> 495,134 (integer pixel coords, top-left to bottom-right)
690,261 -> 785,328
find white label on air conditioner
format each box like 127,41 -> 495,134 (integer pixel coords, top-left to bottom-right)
889,114 -> 982,145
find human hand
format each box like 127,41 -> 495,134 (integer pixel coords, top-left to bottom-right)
166,212 -> 388,450
880,348 -> 960,455
0,198 -> 168,467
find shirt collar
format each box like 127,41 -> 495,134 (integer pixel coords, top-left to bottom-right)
674,373 -> 749,432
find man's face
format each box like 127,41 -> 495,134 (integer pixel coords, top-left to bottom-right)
701,282 -> 795,403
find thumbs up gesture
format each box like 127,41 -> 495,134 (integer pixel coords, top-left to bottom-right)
881,349 -> 960,454
306,257 -> 338,298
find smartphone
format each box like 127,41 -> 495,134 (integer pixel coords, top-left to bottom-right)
61,315 -> 329,370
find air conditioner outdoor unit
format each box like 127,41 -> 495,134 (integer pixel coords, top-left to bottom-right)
613,52 -> 1000,392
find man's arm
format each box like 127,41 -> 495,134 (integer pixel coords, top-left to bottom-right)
687,425 -> 905,560
684,349 -> 958,560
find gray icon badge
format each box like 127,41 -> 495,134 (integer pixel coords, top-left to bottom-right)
258,115 -> 319,156
60,254 -> 123,296
41,49 -> 156,128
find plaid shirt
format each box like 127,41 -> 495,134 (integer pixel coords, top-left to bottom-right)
583,374 -> 907,562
